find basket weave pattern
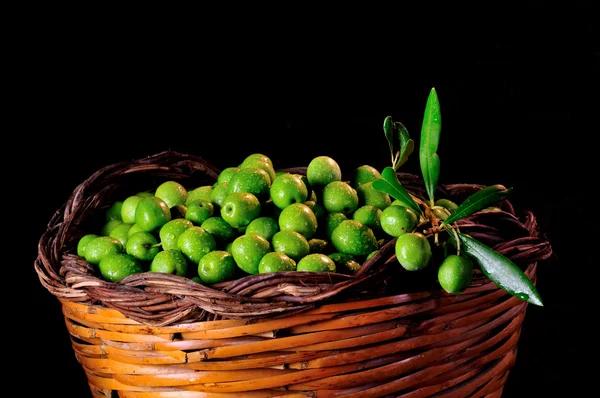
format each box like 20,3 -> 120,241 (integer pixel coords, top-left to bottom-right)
35,151 -> 552,397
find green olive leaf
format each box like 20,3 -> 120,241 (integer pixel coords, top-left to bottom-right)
456,232 -> 543,306
372,167 -> 422,216
419,87 -> 442,205
383,117 -> 414,170
383,116 -> 396,166
394,121 -> 414,170
442,184 -> 513,225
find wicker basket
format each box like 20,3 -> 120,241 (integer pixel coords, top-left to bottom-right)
35,150 -> 552,397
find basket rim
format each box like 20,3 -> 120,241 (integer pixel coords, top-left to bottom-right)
34,150 -> 553,326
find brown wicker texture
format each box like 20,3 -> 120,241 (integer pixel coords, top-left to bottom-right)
35,150 -> 552,397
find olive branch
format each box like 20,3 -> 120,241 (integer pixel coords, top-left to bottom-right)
372,87 -> 543,306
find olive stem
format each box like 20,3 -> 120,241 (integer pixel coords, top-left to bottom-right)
423,205 -> 442,246
410,195 -> 429,215
392,151 -> 399,169
442,224 -> 462,255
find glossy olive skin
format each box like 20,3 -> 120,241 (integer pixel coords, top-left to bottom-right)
258,252 -> 297,274
198,250 -> 236,284
217,167 -> 241,185
201,216 -> 236,246
330,220 -> 378,256
324,212 -> 348,240
271,230 -> 310,262
135,196 -> 172,232
99,253 -> 143,283
328,252 -> 361,274
296,253 -> 336,272
437,254 -> 473,294
220,192 -> 262,229
353,204 -> 382,235
434,198 -> 458,211
306,156 -> 342,188
126,231 -> 161,262
105,201 -> 123,222
210,182 -> 230,209
245,216 -> 280,241
231,232 -> 271,275
350,164 -> 382,189
356,181 -> 392,210
380,205 -> 419,238
77,233 -> 99,257
159,218 -> 194,251
322,181 -> 359,215
395,232 -> 432,271
177,226 -> 217,264
155,180 -> 189,209
100,219 -> 124,236
269,173 -> 308,209
121,195 -> 143,224
109,223 -> 133,246
278,203 -> 318,240
433,198 -> 458,221
83,236 -> 123,265
432,207 -> 451,221
239,154 -> 276,183
186,185 -> 214,205
227,167 -> 272,202
150,249 -> 188,276
185,199 -> 214,225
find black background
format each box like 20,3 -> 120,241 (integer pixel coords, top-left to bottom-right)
26,4 -> 597,397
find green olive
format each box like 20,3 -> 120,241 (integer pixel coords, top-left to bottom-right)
395,232 -> 432,271
437,254 -> 473,294
434,198 -> 458,212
